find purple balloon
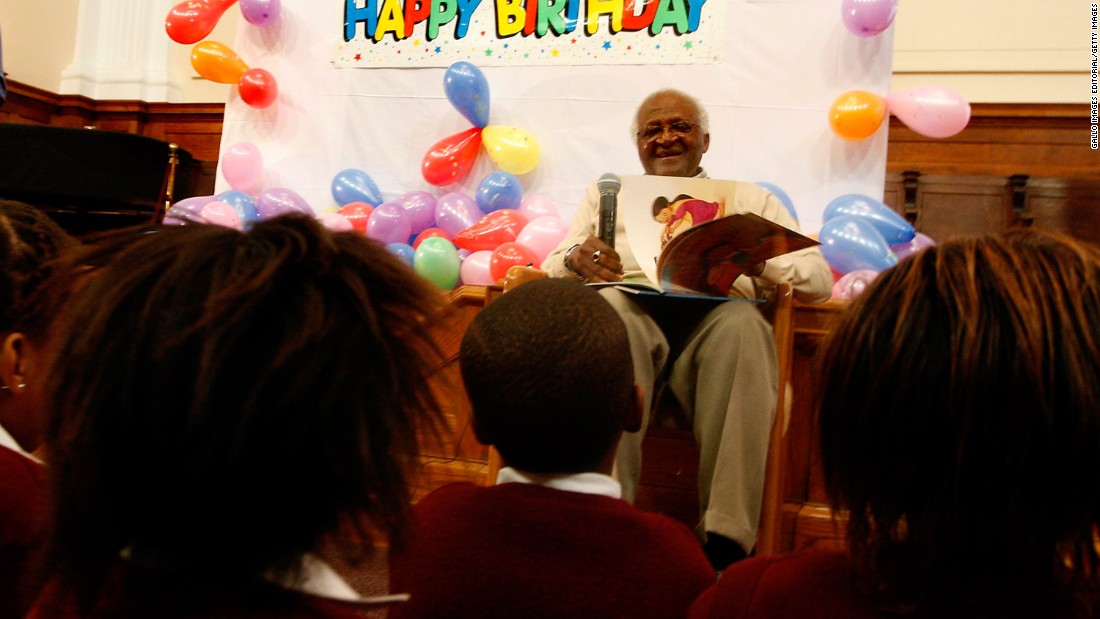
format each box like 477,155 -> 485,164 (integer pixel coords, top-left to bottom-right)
434,192 -> 482,236
841,0 -> 898,37
256,187 -> 314,220
239,0 -> 281,26
169,195 -> 217,217
367,202 -> 412,244
890,232 -> 936,261
396,191 -> 437,233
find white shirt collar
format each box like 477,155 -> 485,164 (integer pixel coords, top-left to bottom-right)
270,552 -> 409,605
0,420 -> 37,461
495,466 -> 622,500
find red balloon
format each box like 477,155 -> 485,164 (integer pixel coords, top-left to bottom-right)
453,209 -> 527,252
337,202 -> 374,233
238,68 -> 278,109
422,127 -> 482,186
413,227 -> 452,249
165,0 -> 238,45
490,242 -> 539,281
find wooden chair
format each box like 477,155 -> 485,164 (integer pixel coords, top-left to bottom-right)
484,281 -> 797,555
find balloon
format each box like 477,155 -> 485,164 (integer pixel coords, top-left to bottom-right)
414,237 -> 461,290
832,269 -> 880,300
387,242 -> 415,267
433,192 -> 483,236
489,242 -> 539,281
170,195 -> 217,218
755,182 -> 799,224
890,232 -> 936,261
482,125 -> 540,175
518,194 -> 559,219
394,191 -> 437,233
886,86 -> 972,139
217,190 -> 260,226
239,0 -> 280,26
221,142 -> 263,194
238,68 -> 278,109
444,61 -> 490,128
422,127 -> 482,186
476,171 -> 523,213
515,216 -> 568,264
162,216 -> 186,226
165,0 -> 238,44
459,250 -> 495,286
366,202 -> 411,244
453,209 -> 528,252
413,227 -> 451,249
190,41 -> 249,84
336,202 -> 373,233
199,200 -> 243,230
256,187 -> 313,219
331,168 -> 383,207
840,0 -> 898,37
819,215 -> 899,275
165,203 -> 209,225
828,90 -> 886,141
823,194 -> 914,245
314,212 -> 353,232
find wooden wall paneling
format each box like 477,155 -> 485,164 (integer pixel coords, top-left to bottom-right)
914,175 -> 1013,241
1020,178 -> 1100,247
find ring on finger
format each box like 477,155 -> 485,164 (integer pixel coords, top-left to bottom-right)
592,250 -> 602,265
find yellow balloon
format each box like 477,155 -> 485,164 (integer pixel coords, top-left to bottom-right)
828,90 -> 886,141
481,125 -> 540,175
190,40 -> 249,85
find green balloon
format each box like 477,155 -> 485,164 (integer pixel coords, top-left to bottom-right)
413,237 -> 461,290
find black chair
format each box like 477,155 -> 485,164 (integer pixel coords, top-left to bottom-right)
0,123 -> 191,236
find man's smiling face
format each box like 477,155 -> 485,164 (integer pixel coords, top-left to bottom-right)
634,91 -> 710,178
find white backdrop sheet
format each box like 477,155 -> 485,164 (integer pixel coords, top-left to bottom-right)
218,0 -> 895,235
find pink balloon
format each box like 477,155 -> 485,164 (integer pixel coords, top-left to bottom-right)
317,212 -> 354,232
886,87 -> 972,139
434,192 -> 483,237
395,191 -> 438,234
832,269 -> 880,300
199,200 -> 243,230
518,193 -> 559,220
890,232 -> 936,261
515,216 -> 568,264
841,0 -> 898,37
459,250 -> 496,286
239,0 -> 280,26
367,202 -> 412,244
221,142 -> 263,194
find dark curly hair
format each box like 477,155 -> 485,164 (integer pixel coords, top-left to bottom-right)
38,215 -> 449,613
0,200 -> 76,337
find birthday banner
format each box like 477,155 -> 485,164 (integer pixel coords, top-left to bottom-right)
335,0 -> 723,67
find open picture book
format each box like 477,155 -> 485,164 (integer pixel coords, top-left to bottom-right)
599,175 -> 819,299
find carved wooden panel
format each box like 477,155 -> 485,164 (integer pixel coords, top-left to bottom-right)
1019,178 -> 1100,247
914,175 -> 1012,241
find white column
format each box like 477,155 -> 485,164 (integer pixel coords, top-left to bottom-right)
59,0 -> 182,102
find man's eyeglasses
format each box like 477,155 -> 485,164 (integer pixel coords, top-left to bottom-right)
637,120 -> 698,141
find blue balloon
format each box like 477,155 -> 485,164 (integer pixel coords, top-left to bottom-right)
331,168 -> 383,207
755,182 -> 798,224
386,242 -> 415,267
217,190 -> 260,228
819,215 -> 899,275
475,171 -> 523,213
823,193 -> 914,245
444,61 -> 490,128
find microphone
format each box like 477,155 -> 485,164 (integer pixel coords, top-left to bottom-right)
596,173 -> 621,247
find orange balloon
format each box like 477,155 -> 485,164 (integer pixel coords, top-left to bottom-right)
191,41 -> 249,84
165,0 -> 239,45
828,90 -> 886,141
